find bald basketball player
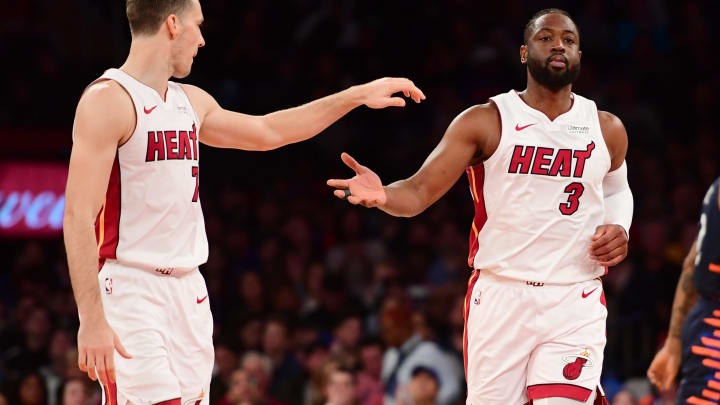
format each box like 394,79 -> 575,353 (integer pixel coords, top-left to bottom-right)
63,0 -> 424,403
328,9 -> 632,405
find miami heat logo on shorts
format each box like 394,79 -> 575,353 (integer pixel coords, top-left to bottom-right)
562,348 -> 593,380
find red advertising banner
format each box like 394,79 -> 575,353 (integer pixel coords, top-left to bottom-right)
0,162 -> 67,237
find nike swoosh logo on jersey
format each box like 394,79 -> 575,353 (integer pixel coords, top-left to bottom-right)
197,295 -> 208,304
515,123 -> 536,131
144,105 -> 158,114
581,288 -> 598,298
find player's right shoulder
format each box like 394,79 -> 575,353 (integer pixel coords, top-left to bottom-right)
450,102 -> 502,160
74,80 -> 135,144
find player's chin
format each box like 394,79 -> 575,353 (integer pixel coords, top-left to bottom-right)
174,65 -> 193,79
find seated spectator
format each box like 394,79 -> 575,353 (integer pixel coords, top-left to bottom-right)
380,295 -> 462,405
613,389 -> 637,405
17,372 -> 46,405
324,367 -> 358,405
55,378 -> 87,405
264,317 -> 307,405
356,337 -> 384,405
395,366 -> 440,405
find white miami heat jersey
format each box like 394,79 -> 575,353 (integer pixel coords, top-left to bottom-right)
86,69 -> 208,273
466,90 -> 611,283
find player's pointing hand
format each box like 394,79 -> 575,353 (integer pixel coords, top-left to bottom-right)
356,77 -> 426,109
327,153 -> 387,208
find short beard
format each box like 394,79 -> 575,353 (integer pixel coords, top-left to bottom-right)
526,52 -> 581,92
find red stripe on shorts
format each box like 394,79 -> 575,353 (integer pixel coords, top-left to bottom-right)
527,383 -> 592,402
463,269 -> 481,378
154,399 -> 181,405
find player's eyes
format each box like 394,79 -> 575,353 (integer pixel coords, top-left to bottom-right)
540,36 -> 550,41
564,38 -> 575,44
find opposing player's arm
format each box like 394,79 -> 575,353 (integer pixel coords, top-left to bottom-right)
648,240 -> 698,391
590,111 -> 632,266
64,81 -> 133,385
180,78 -> 425,151
328,103 -> 499,217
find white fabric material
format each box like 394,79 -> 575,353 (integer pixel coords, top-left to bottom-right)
87,68 -> 208,273
602,161 -> 633,235
98,262 -> 213,404
465,271 -> 607,405
469,90 -> 612,283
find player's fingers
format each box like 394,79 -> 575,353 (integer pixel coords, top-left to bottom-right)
78,349 -> 88,372
95,353 -> 108,385
114,333 -> 132,359
385,97 -> 406,107
403,90 -> 410,97
106,353 -> 117,383
327,179 -> 349,189
347,196 -> 363,205
333,189 -> 348,199
597,247 -> 627,267
590,226 -> 608,241
86,354 -> 98,381
340,153 -> 362,173
590,237 -> 625,256
408,85 -> 426,101
589,231 -> 613,249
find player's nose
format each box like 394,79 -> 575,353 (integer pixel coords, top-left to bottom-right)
198,35 -> 206,48
551,38 -> 565,52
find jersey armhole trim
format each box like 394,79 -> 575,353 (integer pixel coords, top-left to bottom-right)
593,106 -> 613,173
480,99 -> 504,167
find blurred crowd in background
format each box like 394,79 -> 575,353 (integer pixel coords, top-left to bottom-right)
1,0 -> 718,404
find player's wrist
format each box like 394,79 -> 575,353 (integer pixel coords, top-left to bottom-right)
663,335 -> 682,351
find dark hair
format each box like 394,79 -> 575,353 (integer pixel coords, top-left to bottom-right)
523,8 -> 578,43
126,0 -> 193,36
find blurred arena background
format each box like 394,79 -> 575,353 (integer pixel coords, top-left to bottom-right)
1,1 -> 718,404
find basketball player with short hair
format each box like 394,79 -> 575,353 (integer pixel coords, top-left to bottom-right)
648,177 -> 720,404
328,9 -> 632,404
63,0 -> 425,403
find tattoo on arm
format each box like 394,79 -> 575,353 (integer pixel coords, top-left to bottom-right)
668,242 -> 699,339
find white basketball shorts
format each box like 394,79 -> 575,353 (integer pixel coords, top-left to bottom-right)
97,261 -> 214,405
463,270 -> 609,405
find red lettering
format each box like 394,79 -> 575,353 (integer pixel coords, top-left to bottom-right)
508,145 -> 535,174
146,131 -> 165,161
530,147 -> 553,175
178,131 -> 192,159
549,149 -> 572,177
573,142 -> 595,178
189,123 -> 198,160
165,131 -> 179,160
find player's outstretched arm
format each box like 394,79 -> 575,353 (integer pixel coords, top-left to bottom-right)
181,78 -> 425,151
64,82 -> 133,386
648,240 -> 699,391
327,104 -> 498,217
590,111 -> 632,267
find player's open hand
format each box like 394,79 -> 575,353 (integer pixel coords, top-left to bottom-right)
327,153 -> 386,208
77,316 -> 132,385
357,77 -> 426,108
647,337 -> 682,391
589,224 -> 628,267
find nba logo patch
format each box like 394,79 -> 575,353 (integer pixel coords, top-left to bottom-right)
104,278 -> 113,294
474,292 -> 481,305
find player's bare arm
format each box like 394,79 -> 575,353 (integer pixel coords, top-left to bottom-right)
647,240 -> 699,391
327,102 -> 501,216
180,78 -> 425,151
589,111 -> 632,266
64,81 -> 133,385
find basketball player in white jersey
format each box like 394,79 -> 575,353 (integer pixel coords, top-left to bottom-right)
328,9 -> 633,405
63,0 -> 425,403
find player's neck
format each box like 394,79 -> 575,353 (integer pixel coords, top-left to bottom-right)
520,78 -> 573,121
120,37 -> 172,101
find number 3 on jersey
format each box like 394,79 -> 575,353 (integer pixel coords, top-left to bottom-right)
560,182 -> 584,215
192,166 -> 199,202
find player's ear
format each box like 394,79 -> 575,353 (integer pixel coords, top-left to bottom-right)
578,49 -> 582,61
520,45 -> 528,64
166,14 -> 180,38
